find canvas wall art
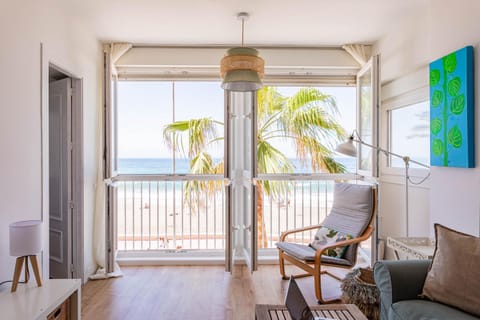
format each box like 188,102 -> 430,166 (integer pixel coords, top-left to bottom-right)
429,46 -> 474,168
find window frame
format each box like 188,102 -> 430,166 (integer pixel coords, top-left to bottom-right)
382,87 -> 430,177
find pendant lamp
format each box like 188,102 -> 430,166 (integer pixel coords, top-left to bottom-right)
220,12 -> 264,91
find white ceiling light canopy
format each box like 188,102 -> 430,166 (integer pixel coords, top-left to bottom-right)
220,12 -> 265,92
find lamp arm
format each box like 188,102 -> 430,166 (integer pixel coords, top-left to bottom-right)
350,130 -> 430,169
406,158 -> 430,169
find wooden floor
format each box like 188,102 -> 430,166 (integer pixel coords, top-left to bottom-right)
81,264 -> 353,320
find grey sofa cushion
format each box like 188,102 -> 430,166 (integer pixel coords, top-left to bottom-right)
276,242 -> 353,266
389,300 -> 479,320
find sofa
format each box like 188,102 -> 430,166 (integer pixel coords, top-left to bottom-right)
374,260 -> 479,320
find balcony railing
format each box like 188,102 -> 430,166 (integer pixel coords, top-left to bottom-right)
114,173 -> 361,252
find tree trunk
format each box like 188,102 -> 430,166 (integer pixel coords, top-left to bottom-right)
256,183 -> 268,248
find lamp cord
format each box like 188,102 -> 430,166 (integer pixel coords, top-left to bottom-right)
241,17 -> 245,47
408,171 -> 431,185
0,267 -> 30,287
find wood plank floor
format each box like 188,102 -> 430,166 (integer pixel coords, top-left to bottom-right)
81,264 -> 351,320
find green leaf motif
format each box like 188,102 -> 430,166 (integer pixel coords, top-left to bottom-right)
431,90 -> 443,107
430,69 -> 441,86
432,139 -> 443,156
447,125 -> 463,148
450,94 -> 465,115
443,53 -> 457,73
447,77 -> 462,97
431,118 -> 442,135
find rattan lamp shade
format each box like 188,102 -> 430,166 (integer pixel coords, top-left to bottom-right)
221,47 -> 264,92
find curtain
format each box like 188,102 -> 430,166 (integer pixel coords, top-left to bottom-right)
342,44 -> 371,67
90,43 -> 132,280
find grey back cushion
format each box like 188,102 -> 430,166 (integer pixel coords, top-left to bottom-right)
321,183 -> 374,263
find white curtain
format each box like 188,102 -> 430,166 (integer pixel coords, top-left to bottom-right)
90,43 -> 132,280
342,44 -> 371,67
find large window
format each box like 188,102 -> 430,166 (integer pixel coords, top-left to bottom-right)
389,100 -> 430,168
117,81 -> 224,174
118,82 -> 356,175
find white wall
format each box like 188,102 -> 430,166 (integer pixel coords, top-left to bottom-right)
374,0 -> 480,254
427,0 -> 480,237
0,1 -> 100,282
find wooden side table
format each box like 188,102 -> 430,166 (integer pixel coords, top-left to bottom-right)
255,304 -> 367,320
0,279 -> 81,320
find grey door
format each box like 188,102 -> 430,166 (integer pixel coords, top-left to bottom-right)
49,78 -> 73,279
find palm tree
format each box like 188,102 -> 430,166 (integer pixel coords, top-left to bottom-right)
163,86 -> 346,247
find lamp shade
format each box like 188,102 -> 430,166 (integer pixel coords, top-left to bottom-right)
9,220 -> 42,257
221,69 -> 263,91
220,46 -> 264,92
335,138 -> 358,157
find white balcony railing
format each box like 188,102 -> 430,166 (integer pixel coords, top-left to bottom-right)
114,174 -> 361,252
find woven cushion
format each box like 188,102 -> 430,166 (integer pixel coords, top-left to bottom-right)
310,226 -> 353,258
276,242 -> 353,267
421,224 -> 480,317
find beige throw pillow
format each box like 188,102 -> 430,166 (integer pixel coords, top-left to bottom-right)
422,224 -> 480,317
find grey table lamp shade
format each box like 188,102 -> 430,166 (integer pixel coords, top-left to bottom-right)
9,220 -> 42,256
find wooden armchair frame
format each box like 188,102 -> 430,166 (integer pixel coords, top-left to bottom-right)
278,190 -> 376,304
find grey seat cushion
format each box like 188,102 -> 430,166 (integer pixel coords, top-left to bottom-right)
389,300 -> 479,320
276,242 -> 353,267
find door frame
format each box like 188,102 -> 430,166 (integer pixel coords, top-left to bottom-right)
42,60 -> 84,282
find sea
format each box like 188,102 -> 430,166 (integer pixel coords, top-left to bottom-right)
118,157 -> 356,174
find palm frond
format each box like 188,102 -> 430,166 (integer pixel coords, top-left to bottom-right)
265,87 -> 346,157
163,118 -> 220,158
293,135 -> 346,173
257,87 -> 286,119
286,87 -> 339,115
257,139 -> 295,198
183,151 -> 224,211
287,106 -> 346,148
257,139 -> 294,174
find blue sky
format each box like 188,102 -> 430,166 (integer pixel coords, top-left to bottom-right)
117,81 -> 357,159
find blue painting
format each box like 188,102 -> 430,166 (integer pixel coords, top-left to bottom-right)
429,46 -> 474,168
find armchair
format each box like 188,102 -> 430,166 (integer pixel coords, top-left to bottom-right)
276,183 -> 376,303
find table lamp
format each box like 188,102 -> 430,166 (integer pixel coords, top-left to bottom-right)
9,220 -> 43,292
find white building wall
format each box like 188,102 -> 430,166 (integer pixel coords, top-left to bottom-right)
374,0 -> 480,257
0,0 -> 100,281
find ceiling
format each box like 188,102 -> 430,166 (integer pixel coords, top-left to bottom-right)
68,0 -> 428,46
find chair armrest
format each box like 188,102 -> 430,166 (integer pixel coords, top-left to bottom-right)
280,224 -> 323,241
374,260 -> 431,319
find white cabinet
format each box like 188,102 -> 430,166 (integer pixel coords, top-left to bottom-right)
0,279 -> 81,320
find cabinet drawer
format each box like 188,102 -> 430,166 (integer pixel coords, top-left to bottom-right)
47,298 -> 70,320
